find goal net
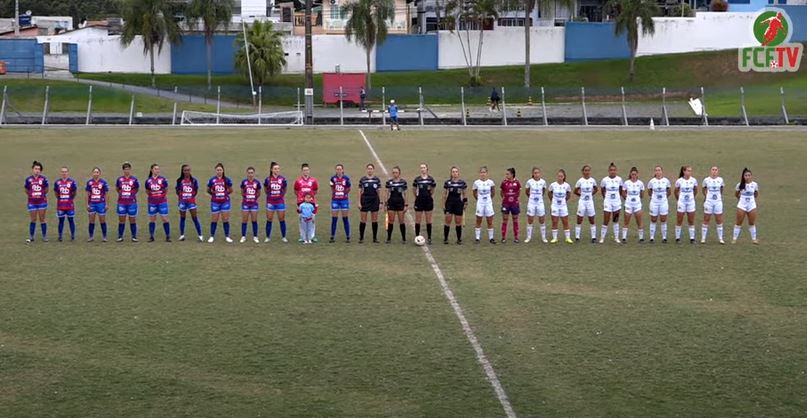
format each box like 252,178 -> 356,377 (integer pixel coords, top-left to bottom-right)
180,110 -> 304,126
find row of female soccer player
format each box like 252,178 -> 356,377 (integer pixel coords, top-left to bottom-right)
22,160 -> 760,245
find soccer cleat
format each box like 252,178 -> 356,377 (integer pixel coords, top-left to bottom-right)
298,238 -> 304,243
225,237 -> 233,243
312,237 -> 319,243
475,238 -> 480,244
116,237 -> 124,242
101,237 -> 107,242
524,238 -> 531,243
676,238 -> 681,243
87,237 -> 94,242
599,238 -> 605,244
149,237 -> 155,242
253,237 -> 259,244
591,238 -> 597,244
427,239 -> 432,245
329,237 -> 335,243
132,237 -> 139,242
650,238 -> 655,243
690,239 -> 696,244
550,238 -> 558,244
58,237 -> 63,242
514,239 -> 520,244
501,239 -> 506,244
639,238 -> 645,243
542,238 -> 549,243
346,237 -> 351,243
178,235 -> 185,241
42,238 -> 48,243
615,238 -> 621,244
752,239 -> 759,245
280,237 -> 288,243
700,239 -> 706,244
575,238 -> 580,242
731,239 -> 737,244
264,237 -> 271,243
622,238 -> 627,243
166,237 -> 171,242
373,239 -> 380,244
385,239 -> 391,244
456,239 -> 462,245
208,236 -> 215,243
240,237 -> 247,243
359,239 -> 364,244
565,238 -> 574,244
444,239 -> 449,245
489,239 -> 496,244
662,238 -> 668,243
719,239 -> 725,245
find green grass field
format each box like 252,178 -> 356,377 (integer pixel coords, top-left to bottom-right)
1,127 -> 806,417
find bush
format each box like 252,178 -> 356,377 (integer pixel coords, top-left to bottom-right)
710,0 -> 728,11
669,3 -> 694,17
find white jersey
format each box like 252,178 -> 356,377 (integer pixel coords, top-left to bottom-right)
473,179 -> 495,203
549,182 -> 571,207
600,176 -> 624,203
736,181 -> 759,211
623,179 -> 645,204
575,177 -> 597,203
702,176 -> 724,202
675,177 -> 698,202
647,177 -> 671,202
526,178 -> 546,204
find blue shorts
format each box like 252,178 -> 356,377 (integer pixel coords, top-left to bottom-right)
211,201 -> 231,214
117,203 -> 138,217
331,199 -> 350,211
502,206 -> 521,216
27,202 -> 48,211
87,202 -> 107,215
148,202 -> 169,216
178,201 -> 198,212
390,115 -> 398,123
242,203 -> 259,212
57,209 -> 75,218
266,203 -> 286,212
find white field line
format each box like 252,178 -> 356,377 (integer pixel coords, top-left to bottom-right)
358,129 -> 517,418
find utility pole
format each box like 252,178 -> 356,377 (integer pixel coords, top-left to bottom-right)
304,0 -> 314,124
14,0 -> 20,37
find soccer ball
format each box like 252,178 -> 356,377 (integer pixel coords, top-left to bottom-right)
414,235 -> 426,246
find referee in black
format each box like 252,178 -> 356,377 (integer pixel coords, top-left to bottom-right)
413,162 -> 437,244
358,163 -> 382,243
443,166 -> 468,244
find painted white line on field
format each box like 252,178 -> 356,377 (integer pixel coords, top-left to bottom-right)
358,129 -> 517,418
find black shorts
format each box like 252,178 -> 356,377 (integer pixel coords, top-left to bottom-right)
387,196 -> 405,211
360,196 -> 380,212
444,200 -> 464,216
414,196 -> 434,212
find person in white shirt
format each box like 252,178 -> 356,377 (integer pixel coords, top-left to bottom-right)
701,166 -> 725,244
574,165 -> 598,243
524,167 -> 548,243
473,166 -> 496,244
548,169 -> 573,244
733,167 -> 760,244
674,165 -> 699,243
646,165 -> 671,243
621,167 -> 645,242
599,162 -> 623,244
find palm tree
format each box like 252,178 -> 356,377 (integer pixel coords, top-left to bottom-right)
186,0 -> 234,90
343,0 -> 395,89
522,0 -> 574,87
235,21 -> 286,89
445,0 -> 499,85
120,0 -> 182,88
606,0 -> 658,81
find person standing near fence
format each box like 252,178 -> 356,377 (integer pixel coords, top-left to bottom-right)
490,88 -> 501,112
360,86 -> 367,111
388,99 -> 400,131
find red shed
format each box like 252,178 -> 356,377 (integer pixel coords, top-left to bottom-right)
322,73 -> 366,106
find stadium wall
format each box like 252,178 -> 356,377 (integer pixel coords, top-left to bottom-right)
171,35 -> 238,74
564,22 -> 630,61
0,38 -> 44,73
437,27 -> 565,69
636,13 -> 757,56
375,34 -> 438,71
779,5 -> 807,42
282,35 -> 375,73
75,36 -> 171,73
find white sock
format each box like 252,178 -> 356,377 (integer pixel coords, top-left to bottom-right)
621,227 -> 628,240
475,227 -> 481,240
688,226 -> 695,240
564,229 -> 571,240
675,225 -> 682,239
638,228 -> 644,240
649,222 -> 656,239
733,225 -> 741,240
575,224 -> 581,239
749,225 -> 757,240
702,224 -> 709,241
590,225 -> 596,240
661,223 -> 668,239
540,224 -> 547,240
552,229 -> 558,240
488,228 -> 494,240
527,225 -> 534,240
717,224 -> 724,241
600,225 -> 608,240
613,223 -> 620,239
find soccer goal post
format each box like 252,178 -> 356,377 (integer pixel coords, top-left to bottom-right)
179,110 -> 304,126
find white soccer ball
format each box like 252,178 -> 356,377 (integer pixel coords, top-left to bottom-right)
414,235 -> 426,246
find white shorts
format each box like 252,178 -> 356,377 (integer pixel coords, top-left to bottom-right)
703,200 -> 723,215
603,200 -> 622,213
476,202 -> 494,217
737,198 -> 757,212
624,203 -> 643,214
551,205 -> 569,217
527,202 -> 545,217
577,199 -> 595,217
649,200 -> 669,217
677,200 -> 696,213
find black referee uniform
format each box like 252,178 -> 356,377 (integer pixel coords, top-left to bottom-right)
359,175 -> 381,242
385,177 -> 408,242
443,178 -> 467,244
413,175 -> 437,240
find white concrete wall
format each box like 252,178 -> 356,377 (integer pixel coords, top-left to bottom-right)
241,0 -> 268,17
76,36 -> 172,73
282,35 -> 375,73
437,27 -> 564,69
637,13 -> 757,56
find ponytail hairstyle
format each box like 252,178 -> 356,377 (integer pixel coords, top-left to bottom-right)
558,168 -> 567,183
739,167 -> 751,191
630,166 -> 639,179
32,160 -> 43,172
366,163 -> 375,169
450,165 -> 460,179
270,161 -> 279,176
679,165 -> 689,179
147,163 -> 158,179
581,164 -> 591,173
122,161 -> 132,170
506,167 -> 516,178
215,162 -> 225,178
177,164 -> 189,184
247,166 -> 255,174
609,162 -> 616,169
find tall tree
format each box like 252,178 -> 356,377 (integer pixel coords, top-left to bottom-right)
186,0 -> 233,90
343,0 -> 395,89
444,0 -> 499,85
120,0 -> 182,87
606,0 -> 657,81
234,20 -> 286,89
520,0 -> 574,87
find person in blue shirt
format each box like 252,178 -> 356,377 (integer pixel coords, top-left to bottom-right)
388,99 -> 400,131
299,193 -> 316,244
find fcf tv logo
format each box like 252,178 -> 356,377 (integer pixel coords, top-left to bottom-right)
738,8 -> 803,72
